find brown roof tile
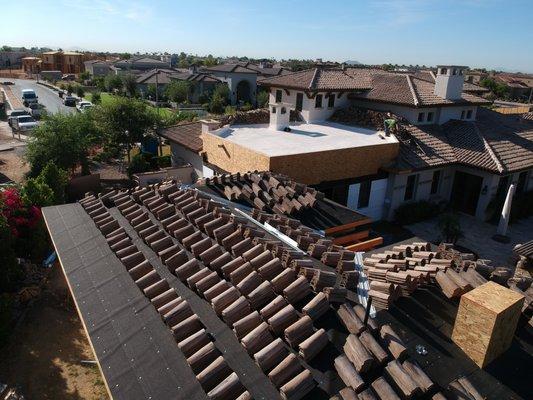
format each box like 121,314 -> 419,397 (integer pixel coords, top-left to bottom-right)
159,122 -> 203,153
259,68 -> 372,91
396,108 -> 533,173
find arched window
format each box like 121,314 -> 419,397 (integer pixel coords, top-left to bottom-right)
271,106 -> 276,114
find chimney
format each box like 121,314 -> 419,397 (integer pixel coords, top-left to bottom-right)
200,119 -> 220,134
434,65 -> 466,100
269,103 -> 290,131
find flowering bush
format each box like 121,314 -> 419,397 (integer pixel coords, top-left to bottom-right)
0,187 -> 42,238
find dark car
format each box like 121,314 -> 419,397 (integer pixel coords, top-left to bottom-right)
2,81 -> 14,85
64,96 -> 77,107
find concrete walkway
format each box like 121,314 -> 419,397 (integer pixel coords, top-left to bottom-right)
406,214 -> 533,267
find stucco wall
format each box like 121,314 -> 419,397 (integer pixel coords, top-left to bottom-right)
211,71 -> 257,105
269,88 -> 349,122
170,143 -> 203,179
347,178 -> 388,220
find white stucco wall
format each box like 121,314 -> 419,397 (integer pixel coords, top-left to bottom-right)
346,178 -> 388,220
269,88 -> 349,123
210,71 -> 257,105
169,143 -> 203,180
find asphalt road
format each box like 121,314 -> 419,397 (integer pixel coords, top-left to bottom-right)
9,78 -> 76,114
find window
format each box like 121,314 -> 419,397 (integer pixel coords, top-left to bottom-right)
357,180 -> 372,208
271,106 -> 276,114
497,175 -> 509,197
315,94 -> 323,108
427,112 -> 434,122
404,174 -> 417,201
418,112 -> 425,122
281,107 -> 286,114
296,93 -> 303,111
517,171 -> 528,193
327,93 -> 335,108
466,109 -> 473,119
441,68 -> 447,75
461,110 -> 466,119
431,170 -> 441,194
453,68 -> 458,75
275,89 -> 282,103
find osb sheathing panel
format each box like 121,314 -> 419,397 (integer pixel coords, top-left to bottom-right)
269,143 -> 399,184
202,133 -> 271,173
452,281 -> 524,368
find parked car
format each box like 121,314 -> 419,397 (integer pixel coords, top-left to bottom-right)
21,89 -> 38,106
29,103 -> 46,119
2,81 -> 14,85
7,109 -> 30,127
63,96 -> 77,107
12,115 -> 38,132
76,101 -> 93,112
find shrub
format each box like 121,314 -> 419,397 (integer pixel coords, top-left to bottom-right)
91,91 -> 102,104
127,152 -> 151,177
438,213 -> 463,244
76,85 -> 85,98
394,200 -> 440,225
21,178 -> 55,207
224,105 -> 236,115
257,91 -> 269,108
156,155 -> 171,168
240,102 -> 253,112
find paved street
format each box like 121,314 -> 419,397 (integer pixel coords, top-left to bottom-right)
7,78 -> 75,114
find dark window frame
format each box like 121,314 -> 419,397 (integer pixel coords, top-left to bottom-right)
357,180 -> 372,209
430,170 -> 441,195
327,93 -> 335,108
418,112 -> 424,122
466,109 -> 473,119
275,89 -> 282,103
427,111 -> 434,122
404,174 -> 417,201
296,92 -> 303,111
461,110 -> 466,119
315,94 -> 323,108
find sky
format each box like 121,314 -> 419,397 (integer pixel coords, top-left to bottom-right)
1,0 -> 532,72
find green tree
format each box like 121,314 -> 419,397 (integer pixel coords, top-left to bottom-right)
1,45 -> 12,52
122,74 -> 138,97
36,162 -> 69,204
209,84 -> 230,114
94,97 -> 155,163
79,71 -> 91,81
104,73 -> 123,92
21,178 -> 55,207
204,54 -> 218,67
165,80 -> 192,103
120,52 -> 131,60
25,112 -> 99,176
91,91 -> 102,104
257,91 -> 269,108
76,85 -> 85,98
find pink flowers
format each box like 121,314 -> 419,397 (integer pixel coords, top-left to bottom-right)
0,187 -> 42,238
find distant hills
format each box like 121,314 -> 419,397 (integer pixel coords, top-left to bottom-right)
344,60 -> 362,65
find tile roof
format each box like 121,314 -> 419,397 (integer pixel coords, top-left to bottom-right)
261,67 -> 489,106
136,69 -> 222,85
395,108 -> 533,173
159,121 -> 203,153
203,63 -> 258,74
259,68 -> 373,91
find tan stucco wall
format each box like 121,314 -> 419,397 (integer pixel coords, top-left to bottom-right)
269,143 -> 399,184
202,133 -> 271,173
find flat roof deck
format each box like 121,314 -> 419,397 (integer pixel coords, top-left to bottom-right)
211,121 -> 398,156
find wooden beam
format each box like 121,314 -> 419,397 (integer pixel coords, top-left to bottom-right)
345,237 -> 384,252
324,218 -> 372,236
332,230 -> 370,246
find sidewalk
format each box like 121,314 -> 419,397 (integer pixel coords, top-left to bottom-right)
406,214 -> 533,267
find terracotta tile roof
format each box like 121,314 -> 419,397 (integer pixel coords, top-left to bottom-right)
261,67 -> 489,106
395,108 -> 533,173
259,68 -> 372,91
202,63 -> 258,74
159,121 -> 202,153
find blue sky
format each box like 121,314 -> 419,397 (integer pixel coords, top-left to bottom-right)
2,0 -> 532,72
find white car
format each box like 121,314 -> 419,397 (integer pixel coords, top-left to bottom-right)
76,101 -> 93,112
12,115 -> 39,132
21,89 -> 38,106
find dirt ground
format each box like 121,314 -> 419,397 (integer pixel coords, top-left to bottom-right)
0,120 -> 29,183
0,264 -> 109,400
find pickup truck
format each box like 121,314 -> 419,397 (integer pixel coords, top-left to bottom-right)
21,89 -> 38,106
8,109 -> 30,127
12,115 -> 38,133
76,101 -> 93,112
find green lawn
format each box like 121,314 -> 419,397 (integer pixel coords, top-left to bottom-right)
84,92 -> 175,117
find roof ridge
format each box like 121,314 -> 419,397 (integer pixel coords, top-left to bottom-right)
309,68 -> 320,90
472,122 -> 505,173
406,74 -> 420,106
